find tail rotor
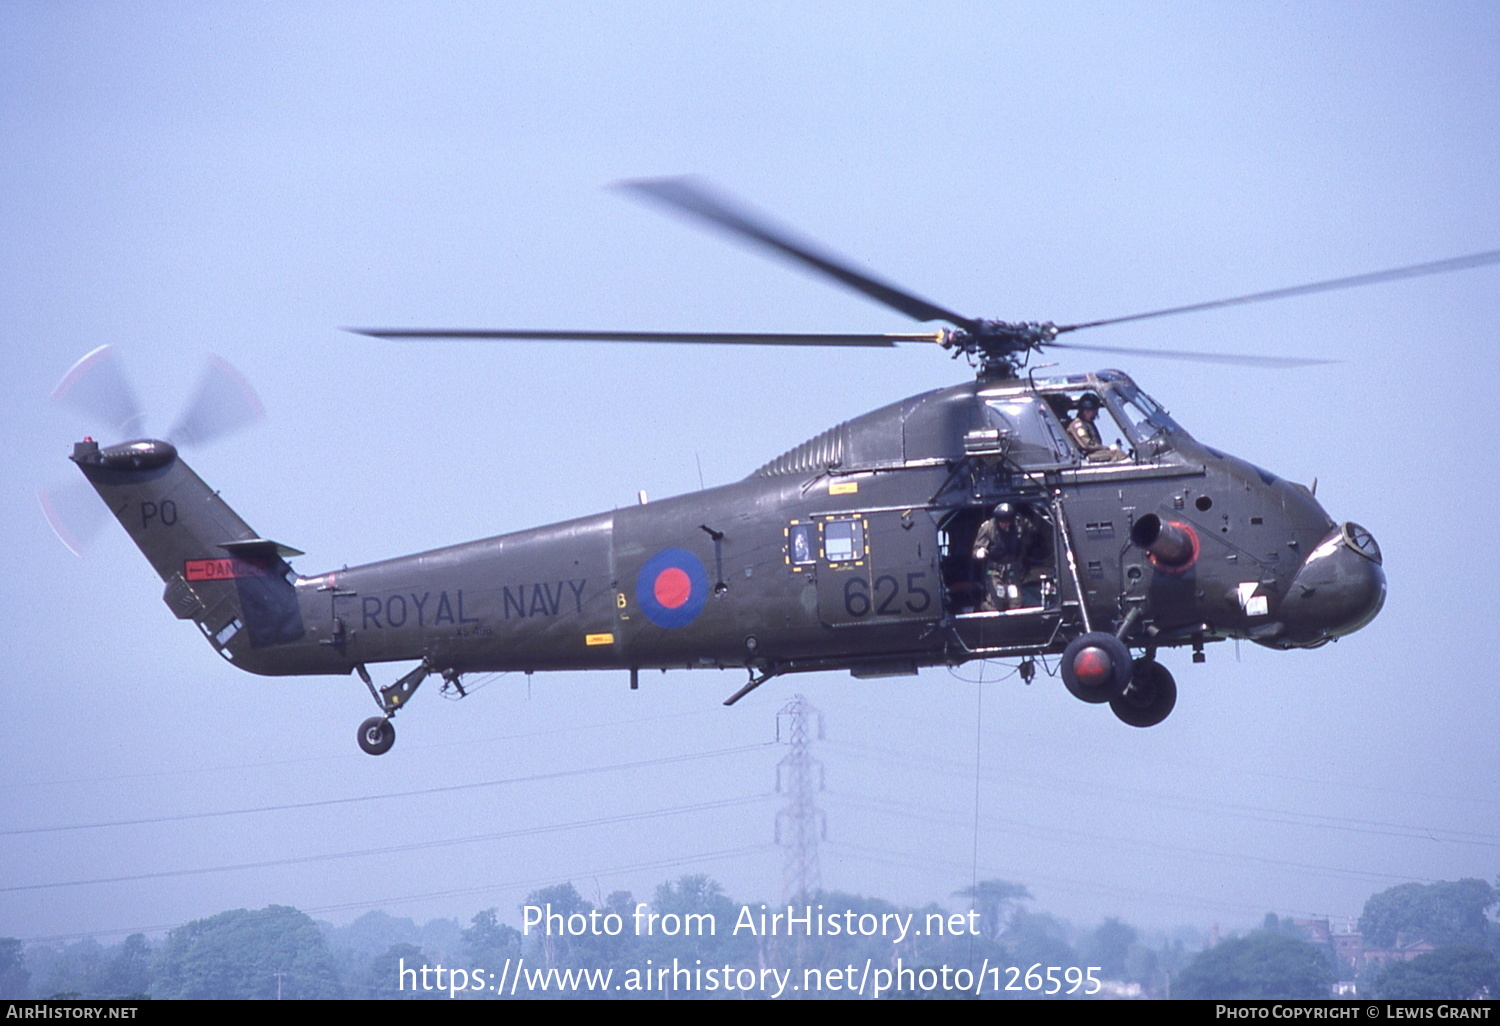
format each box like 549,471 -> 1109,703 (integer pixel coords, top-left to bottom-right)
40,346 -> 266,555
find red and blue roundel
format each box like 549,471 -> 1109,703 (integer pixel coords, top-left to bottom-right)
636,548 -> 710,629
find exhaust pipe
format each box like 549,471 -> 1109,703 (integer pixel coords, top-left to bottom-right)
1131,513 -> 1199,573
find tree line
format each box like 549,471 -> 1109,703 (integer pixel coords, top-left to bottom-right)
1,876 -> 1494,999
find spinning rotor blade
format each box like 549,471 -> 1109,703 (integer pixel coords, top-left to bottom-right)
617,176 -> 980,332
166,355 -> 266,447
45,345 -> 142,555
352,327 -> 946,348
51,345 -> 145,436
44,349 -> 264,555
1057,248 -> 1500,335
39,479 -> 108,557
356,178 -> 1500,375
1044,339 -> 1335,369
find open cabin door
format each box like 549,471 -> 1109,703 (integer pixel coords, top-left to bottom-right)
940,503 -> 1068,654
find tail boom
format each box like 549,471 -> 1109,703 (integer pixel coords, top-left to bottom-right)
72,438 -> 345,675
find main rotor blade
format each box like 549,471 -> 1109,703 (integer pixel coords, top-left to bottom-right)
51,345 -> 144,437
1046,339 -> 1336,369
617,176 -> 980,332
1058,248 -> 1500,334
166,355 -> 266,448
351,328 -> 947,348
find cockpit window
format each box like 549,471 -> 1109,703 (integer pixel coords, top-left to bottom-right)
1117,396 -> 1157,436
983,396 -> 1073,465
1054,390 -> 1131,462
1116,389 -> 1179,443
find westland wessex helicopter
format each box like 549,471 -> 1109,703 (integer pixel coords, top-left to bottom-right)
59,178 -> 1497,754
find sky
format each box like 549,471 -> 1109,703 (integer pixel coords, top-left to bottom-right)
2,2 -> 1497,947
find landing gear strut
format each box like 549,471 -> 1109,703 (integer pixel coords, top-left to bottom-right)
353,659 -> 435,756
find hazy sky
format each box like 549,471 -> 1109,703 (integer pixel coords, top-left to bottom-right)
2,2 -> 1497,945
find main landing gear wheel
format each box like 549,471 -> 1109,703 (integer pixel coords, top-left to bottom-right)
357,716 -> 396,756
1110,659 -> 1177,728
1060,632 -> 1132,704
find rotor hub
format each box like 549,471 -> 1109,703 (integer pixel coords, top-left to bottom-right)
942,320 -> 1060,379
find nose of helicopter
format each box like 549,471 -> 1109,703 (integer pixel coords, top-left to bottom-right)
1272,522 -> 1386,647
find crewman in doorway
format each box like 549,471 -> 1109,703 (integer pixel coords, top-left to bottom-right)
973,502 -> 1032,610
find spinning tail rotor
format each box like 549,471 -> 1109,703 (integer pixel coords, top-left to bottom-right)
40,346 -> 265,554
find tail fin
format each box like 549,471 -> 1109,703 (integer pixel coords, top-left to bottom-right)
72,437 -> 307,662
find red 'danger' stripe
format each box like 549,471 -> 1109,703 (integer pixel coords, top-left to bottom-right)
184,558 -> 270,581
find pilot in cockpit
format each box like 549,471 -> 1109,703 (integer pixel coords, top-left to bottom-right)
1067,394 -> 1128,462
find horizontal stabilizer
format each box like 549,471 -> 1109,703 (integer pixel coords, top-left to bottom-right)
219,537 -> 306,559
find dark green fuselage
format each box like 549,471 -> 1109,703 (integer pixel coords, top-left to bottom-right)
76,370 -> 1385,691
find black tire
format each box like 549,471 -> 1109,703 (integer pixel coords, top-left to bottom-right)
1060,632 -> 1132,703
357,716 -> 396,756
1110,659 -> 1177,728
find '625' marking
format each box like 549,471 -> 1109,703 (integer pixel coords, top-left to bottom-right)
843,572 -> 933,618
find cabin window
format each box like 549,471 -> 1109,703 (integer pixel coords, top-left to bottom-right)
788,523 -> 816,566
823,519 -> 865,563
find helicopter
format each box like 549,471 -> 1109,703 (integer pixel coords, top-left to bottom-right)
60,177 -> 1496,755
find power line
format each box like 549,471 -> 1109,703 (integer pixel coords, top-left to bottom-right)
7,706 -> 731,790
17,844 -> 778,946
0,794 -> 775,894
0,742 -> 772,836
823,738 -> 1500,846
823,792 -> 1444,886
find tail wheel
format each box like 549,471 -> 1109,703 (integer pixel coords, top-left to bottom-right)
1110,659 -> 1178,728
357,716 -> 396,756
1060,632 -> 1132,704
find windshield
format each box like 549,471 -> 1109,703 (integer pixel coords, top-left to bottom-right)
1111,386 -> 1181,445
